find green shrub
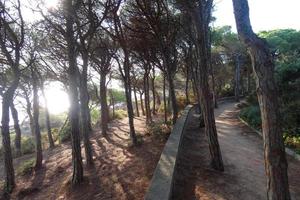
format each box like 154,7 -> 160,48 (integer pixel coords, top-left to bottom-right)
284,133 -> 300,154
17,158 -> 35,176
21,137 -> 35,155
59,120 -> 71,143
112,109 -> 127,119
90,107 -> 100,125
146,121 -> 172,140
240,105 -> 262,130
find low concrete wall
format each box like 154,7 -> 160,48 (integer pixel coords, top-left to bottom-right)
145,105 -> 194,200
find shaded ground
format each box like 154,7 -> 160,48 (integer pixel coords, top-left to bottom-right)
173,101 -> 300,200
1,116 -> 165,200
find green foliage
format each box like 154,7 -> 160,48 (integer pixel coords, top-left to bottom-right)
112,109 -> 127,119
240,105 -> 262,130
146,121 -> 172,141
176,95 -> 188,111
17,158 -> 35,176
39,110 -> 67,131
109,89 -> 126,103
58,119 -> 71,143
21,137 -> 35,155
90,107 -> 100,125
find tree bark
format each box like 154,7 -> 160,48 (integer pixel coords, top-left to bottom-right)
100,73 -> 109,135
234,54 -> 241,102
185,66 -> 190,104
163,74 -> 167,124
144,71 -> 152,124
10,102 -> 22,157
23,90 -> 34,136
139,92 -> 145,116
186,1 -> 224,171
133,85 -> 140,117
151,68 -> 156,115
1,92 -> 16,193
79,54 -> 93,166
32,69 -> 43,170
64,0 -> 84,184
167,73 -> 178,125
232,0 -> 291,199
41,85 -> 55,148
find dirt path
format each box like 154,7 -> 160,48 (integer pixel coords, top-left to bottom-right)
174,101 -> 300,200
2,116 -> 165,200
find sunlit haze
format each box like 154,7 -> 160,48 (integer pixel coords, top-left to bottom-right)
44,82 -> 69,114
213,0 -> 300,32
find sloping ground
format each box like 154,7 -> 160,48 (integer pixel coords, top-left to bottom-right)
1,116 -> 165,200
173,101 -> 300,200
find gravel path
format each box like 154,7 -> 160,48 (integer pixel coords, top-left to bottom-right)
173,101 -> 300,200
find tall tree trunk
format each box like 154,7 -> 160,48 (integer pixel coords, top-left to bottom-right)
41,85 -> 55,148
187,1 -> 224,171
234,54 -> 241,102
139,92 -> 145,116
79,56 -> 93,166
185,65 -> 190,104
32,69 -> 43,170
144,72 -> 152,124
109,90 -> 115,119
163,74 -> 167,124
64,0 -> 84,184
247,65 -> 251,94
123,56 -> 137,145
232,0 -> 291,199
23,90 -> 34,136
167,73 -> 178,125
151,68 -> 156,115
10,102 -> 22,157
1,91 -> 16,193
133,85 -> 140,117
100,72 -> 109,135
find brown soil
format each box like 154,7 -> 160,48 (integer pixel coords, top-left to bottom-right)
173,101 -> 300,200
2,116 -> 166,200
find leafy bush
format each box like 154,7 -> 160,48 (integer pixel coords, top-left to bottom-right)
146,121 -> 172,140
59,119 -> 71,143
21,137 -> 35,155
176,95 -> 187,111
17,159 -> 35,176
240,105 -> 262,130
112,109 -> 127,119
90,107 -> 100,126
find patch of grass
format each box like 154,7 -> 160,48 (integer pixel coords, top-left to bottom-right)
17,159 -> 35,176
112,109 -> 127,120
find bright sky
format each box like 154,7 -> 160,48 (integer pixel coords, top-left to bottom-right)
213,0 -> 300,32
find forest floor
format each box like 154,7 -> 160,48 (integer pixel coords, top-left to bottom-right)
1,115 -> 166,200
173,101 -> 300,200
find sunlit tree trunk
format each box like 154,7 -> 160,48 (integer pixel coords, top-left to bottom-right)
234,54 -> 241,102
10,102 -> 22,157
79,55 -> 94,166
32,69 -> 43,169
139,92 -> 145,116
163,74 -> 167,124
100,73 -> 109,135
133,85 -> 140,117
184,1 -> 224,171
64,0 -> 84,184
41,84 -> 55,148
232,0 -> 291,199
